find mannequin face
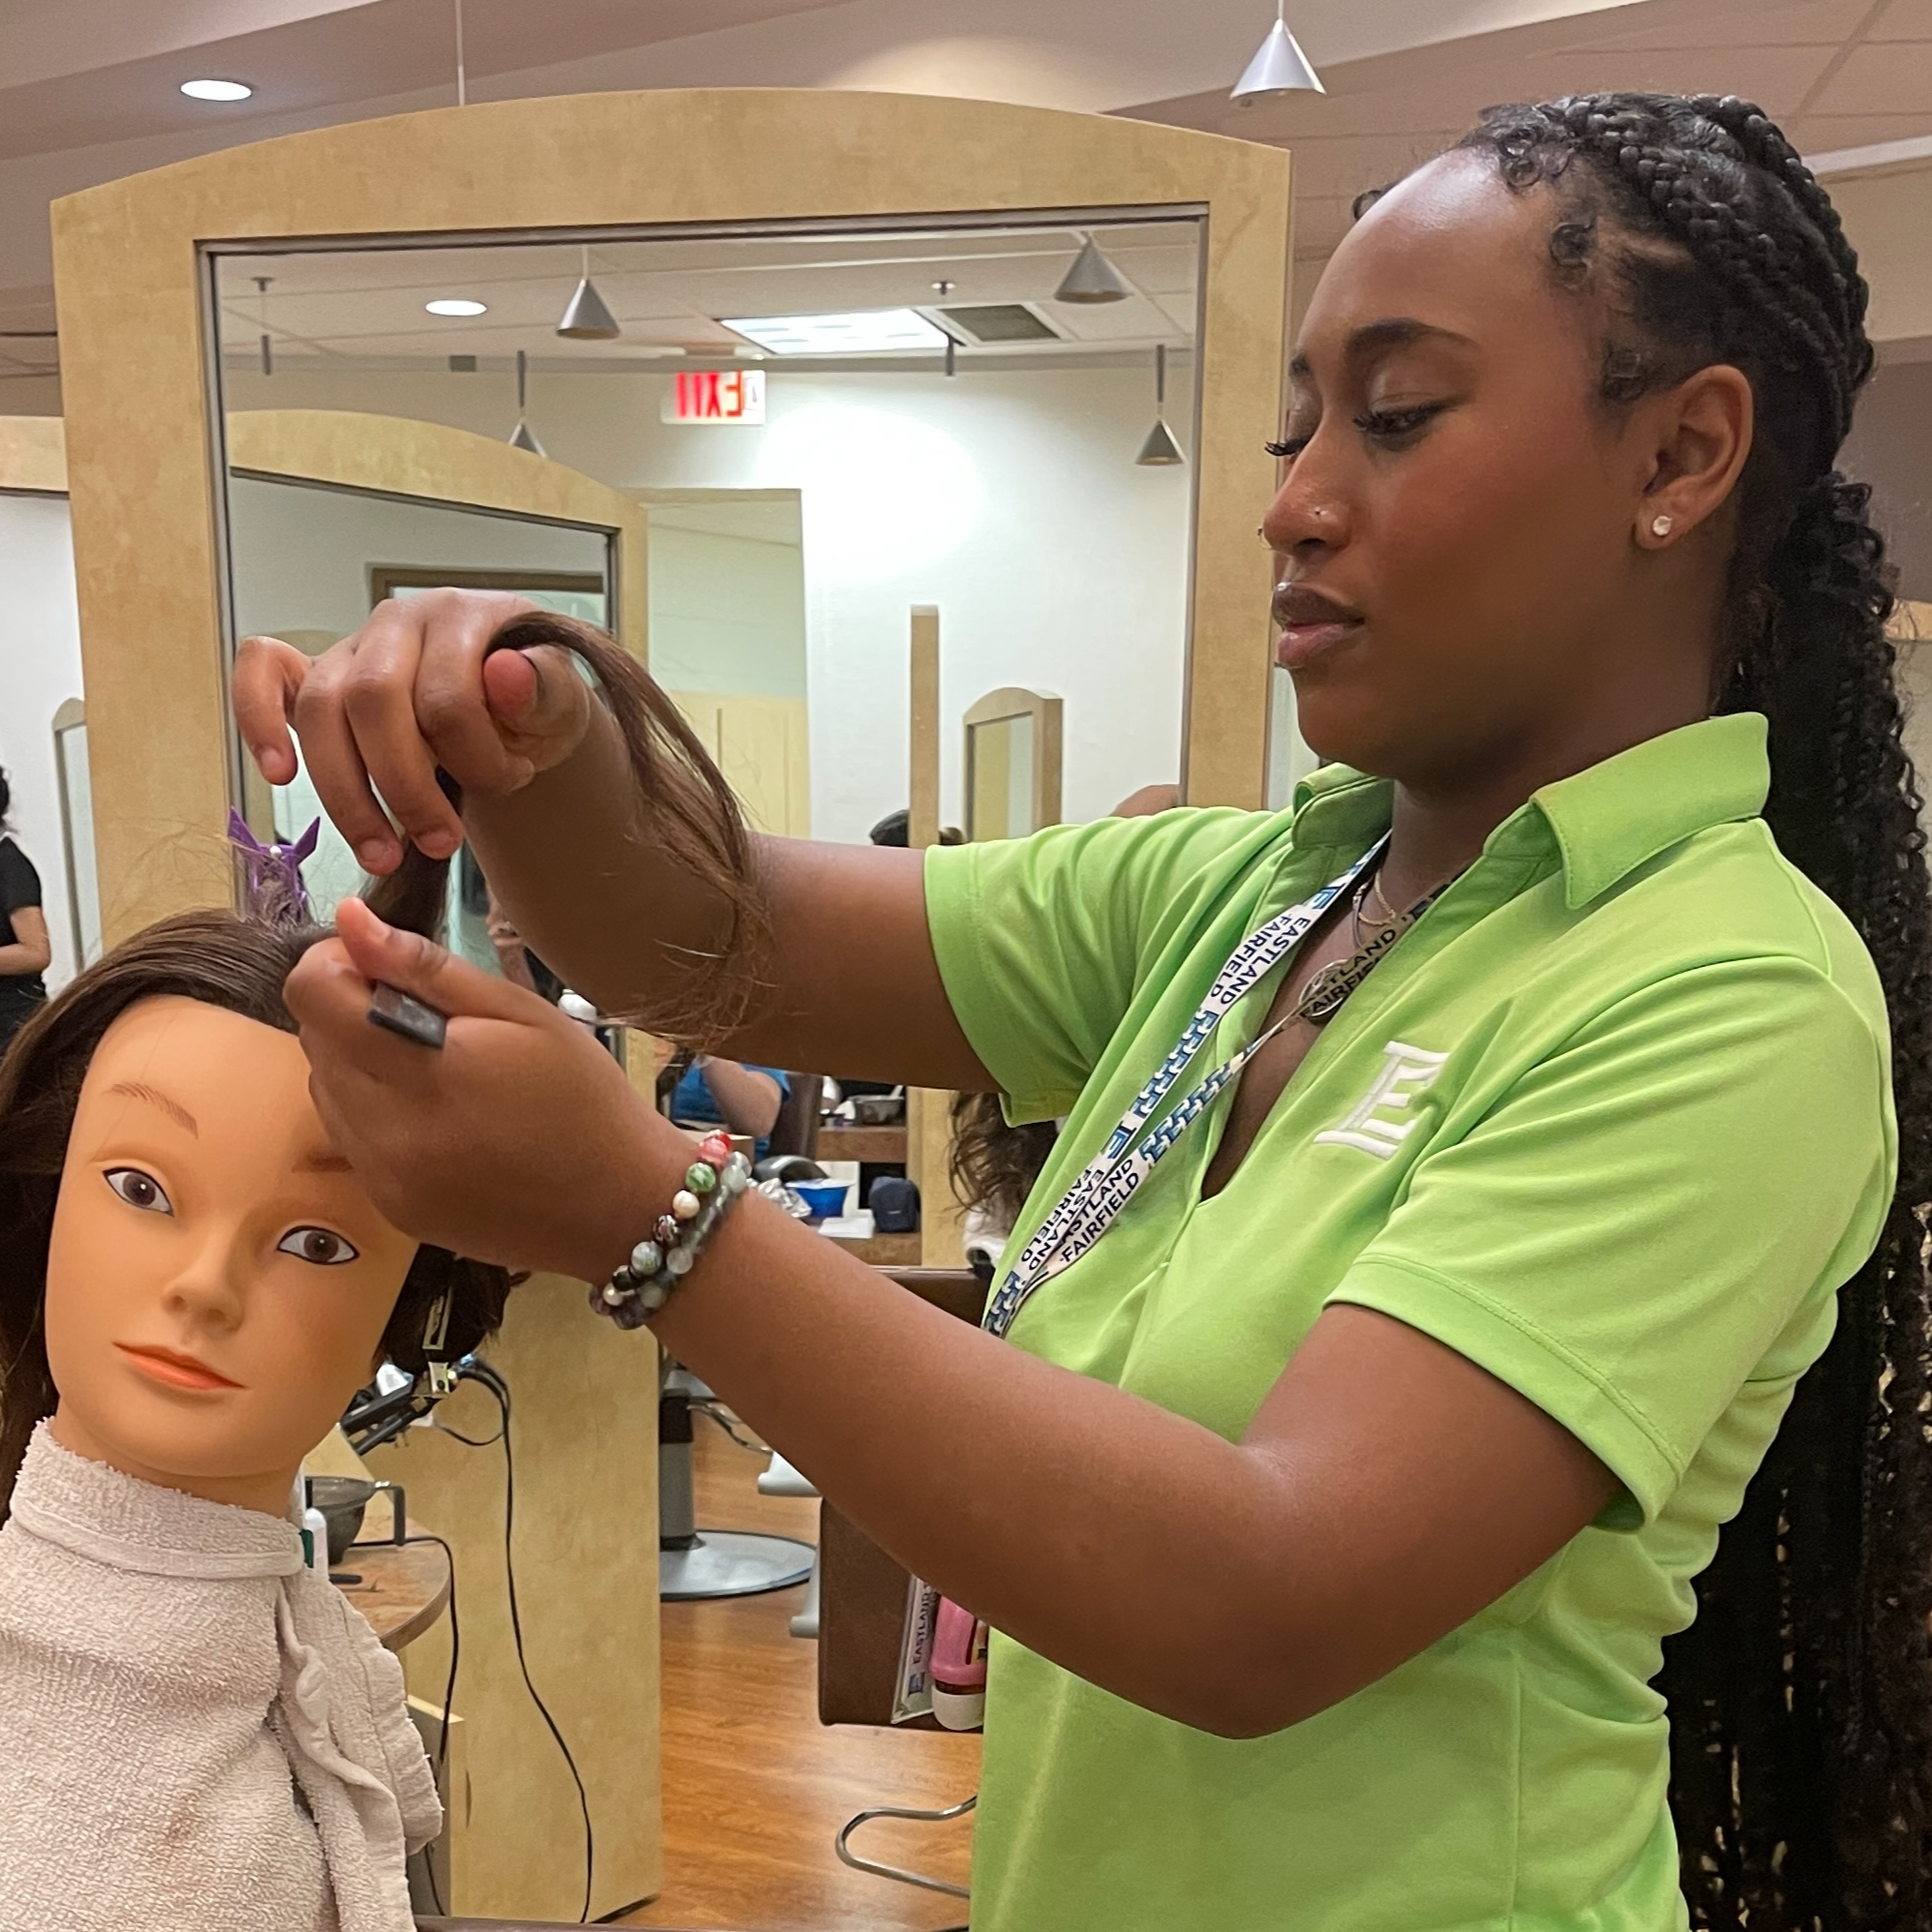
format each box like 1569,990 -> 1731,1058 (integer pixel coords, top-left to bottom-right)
44,996 -> 418,1515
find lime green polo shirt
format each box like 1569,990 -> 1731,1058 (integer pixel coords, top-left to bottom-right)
922,713 -> 1895,1932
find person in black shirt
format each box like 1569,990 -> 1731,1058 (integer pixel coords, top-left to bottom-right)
0,769 -> 50,1056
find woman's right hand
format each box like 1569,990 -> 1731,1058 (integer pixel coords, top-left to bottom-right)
231,589 -> 595,877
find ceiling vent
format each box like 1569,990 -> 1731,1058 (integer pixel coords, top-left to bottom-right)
935,303 -> 1061,344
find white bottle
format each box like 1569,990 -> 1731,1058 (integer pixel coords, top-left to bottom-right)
293,1474 -> 328,1574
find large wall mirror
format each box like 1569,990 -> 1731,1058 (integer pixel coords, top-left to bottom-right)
52,90 -> 1292,937
208,213 -> 1203,847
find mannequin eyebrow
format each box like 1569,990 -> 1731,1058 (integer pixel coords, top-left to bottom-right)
293,1149 -> 355,1175
105,1082 -> 197,1136
102,1082 -> 349,1173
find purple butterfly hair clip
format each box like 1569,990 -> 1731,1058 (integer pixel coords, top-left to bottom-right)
226,811 -> 320,927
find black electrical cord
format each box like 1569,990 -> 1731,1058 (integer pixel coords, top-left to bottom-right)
344,1528 -> 459,1917
689,1396 -> 763,1455
434,1413 -> 505,1448
467,1358 -> 595,1923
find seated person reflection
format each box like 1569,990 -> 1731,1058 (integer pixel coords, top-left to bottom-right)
670,1053 -> 789,1158
0,767 -> 51,1057
486,887 -> 563,1004
0,840 -> 512,1932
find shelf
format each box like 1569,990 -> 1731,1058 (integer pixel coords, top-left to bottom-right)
816,1123 -> 908,1163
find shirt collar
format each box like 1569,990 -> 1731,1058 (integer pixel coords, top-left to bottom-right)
1292,712 -> 1770,911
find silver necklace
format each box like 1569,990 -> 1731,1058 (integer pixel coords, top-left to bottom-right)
1299,874 -> 1447,1027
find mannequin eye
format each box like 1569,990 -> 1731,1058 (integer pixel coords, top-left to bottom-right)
103,1168 -> 172,1216
278,1227 -> 360,1267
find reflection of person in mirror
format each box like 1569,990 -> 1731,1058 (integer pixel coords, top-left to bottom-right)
865,806 -> 964,849
0,860 -> 515,1931
0,768 -> 51,1058
485,887 -> 563,1002
235,98 -> 1927,1930
670,1055 -> 789,1155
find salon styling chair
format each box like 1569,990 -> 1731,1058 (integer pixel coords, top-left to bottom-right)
758,1449 -> 822,1638
658,1075 -> 825,1602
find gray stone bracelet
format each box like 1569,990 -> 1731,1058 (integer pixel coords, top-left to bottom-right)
589,1137 -> 753,1331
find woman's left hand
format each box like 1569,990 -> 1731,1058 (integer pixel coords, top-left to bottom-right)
284,899 -> 671,1277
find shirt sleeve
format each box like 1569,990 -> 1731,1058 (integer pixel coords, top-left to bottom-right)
0,843 -> 41,917
924,808 -> 1269,1122
1326,956 -> 1895,1528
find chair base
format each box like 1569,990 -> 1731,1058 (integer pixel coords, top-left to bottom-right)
789,1547 -> 822,1638
660,1529 -> 815,1601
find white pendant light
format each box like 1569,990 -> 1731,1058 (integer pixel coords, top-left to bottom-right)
1231,2 -> 1324,105
557,246 -> 620,340
1135,346 -> 1187,468
1054,233 -> 1132,305
508,349 -> 546,456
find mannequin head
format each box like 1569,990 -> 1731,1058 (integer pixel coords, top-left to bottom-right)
0,908 -> 513,1519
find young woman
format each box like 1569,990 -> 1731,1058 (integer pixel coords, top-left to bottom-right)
236,94 -> 1932,1930
0,768 -> 51,1056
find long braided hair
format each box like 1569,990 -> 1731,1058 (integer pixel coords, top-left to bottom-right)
1389,93 -> 1932,1928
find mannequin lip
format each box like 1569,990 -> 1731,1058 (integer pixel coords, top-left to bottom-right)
114,1343 -> 241,1392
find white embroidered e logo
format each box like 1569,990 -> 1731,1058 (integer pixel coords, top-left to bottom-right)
1314,1041 -> 1449,1159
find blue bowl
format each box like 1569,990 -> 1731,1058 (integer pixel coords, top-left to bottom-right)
794,1181 -> 849,1222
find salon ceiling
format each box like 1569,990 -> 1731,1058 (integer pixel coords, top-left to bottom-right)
7,0 -> 1932,393
212,226 -> 1203,371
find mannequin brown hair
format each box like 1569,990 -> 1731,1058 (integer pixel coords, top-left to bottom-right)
0,852 -> 514,1524
478,613 -> 768,1043
0,612 -> 762,1522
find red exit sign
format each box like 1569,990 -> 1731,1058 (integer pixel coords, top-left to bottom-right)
663,369 -> 767,425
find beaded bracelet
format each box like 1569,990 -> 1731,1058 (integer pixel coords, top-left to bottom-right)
589,1132 -> 753,1330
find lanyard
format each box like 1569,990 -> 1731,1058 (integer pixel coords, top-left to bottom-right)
983,836 -> 1438,1342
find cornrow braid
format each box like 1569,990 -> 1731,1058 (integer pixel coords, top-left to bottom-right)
1695,94 -> 1873,381
1548,97 -> 1857,450
1431,93 -> 1932,1932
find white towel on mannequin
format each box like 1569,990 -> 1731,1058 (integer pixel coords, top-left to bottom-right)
0,1422 -> 439,1931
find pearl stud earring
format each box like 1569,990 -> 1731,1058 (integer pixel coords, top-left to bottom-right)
1650,514 -> 1674,538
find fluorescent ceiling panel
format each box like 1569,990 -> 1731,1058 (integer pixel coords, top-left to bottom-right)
720,307 -> 949,355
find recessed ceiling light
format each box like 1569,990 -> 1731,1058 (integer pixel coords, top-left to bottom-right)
180,78 -> 253,102
425,298 -> 488,317
722,309 -> 950,356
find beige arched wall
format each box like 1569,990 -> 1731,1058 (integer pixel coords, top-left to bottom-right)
50,87 -> 1291,941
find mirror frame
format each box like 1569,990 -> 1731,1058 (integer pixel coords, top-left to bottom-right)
51,87 -> 1290,940
964,683 -> 1064,839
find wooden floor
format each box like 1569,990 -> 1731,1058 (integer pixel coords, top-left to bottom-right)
620,1417 -> 981,1932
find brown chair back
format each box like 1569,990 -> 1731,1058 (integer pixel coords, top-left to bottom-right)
818,1269 -> 988,1730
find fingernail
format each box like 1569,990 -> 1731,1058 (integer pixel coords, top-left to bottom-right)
356,839 -> 396,870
